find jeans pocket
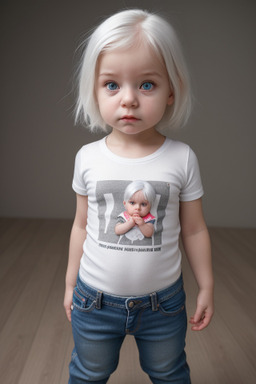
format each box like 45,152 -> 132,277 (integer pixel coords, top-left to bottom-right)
72,286 -> 96,313
158,286 -> 186,317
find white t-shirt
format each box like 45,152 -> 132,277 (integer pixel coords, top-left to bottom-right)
72,137 -> 204,296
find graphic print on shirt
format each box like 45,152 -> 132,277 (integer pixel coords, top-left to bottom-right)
95,180 -> 169,250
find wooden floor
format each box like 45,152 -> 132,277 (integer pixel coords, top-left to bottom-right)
0,218 -> 255,384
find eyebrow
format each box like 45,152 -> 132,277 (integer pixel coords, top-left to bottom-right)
98,72 -> 115,77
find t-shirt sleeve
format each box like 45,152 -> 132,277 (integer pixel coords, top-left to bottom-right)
72,149 -> 88,195
179,147 -> 204,202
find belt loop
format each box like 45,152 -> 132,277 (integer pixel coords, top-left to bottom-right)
95,290 -> 103,309
150,292 -> 158,311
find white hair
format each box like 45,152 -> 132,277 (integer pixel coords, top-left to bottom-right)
124,181 -> 156,207
76,9 -> 192,132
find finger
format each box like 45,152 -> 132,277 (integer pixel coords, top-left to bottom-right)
190,312 -> 212,331
192,305 -> 205,324
65,306 -> 72,322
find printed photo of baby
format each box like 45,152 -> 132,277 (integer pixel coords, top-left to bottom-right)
115,180 -> 156,243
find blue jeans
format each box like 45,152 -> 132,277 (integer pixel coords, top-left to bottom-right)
69,273 -> 190,383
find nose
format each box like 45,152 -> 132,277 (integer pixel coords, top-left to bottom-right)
120,86 -> 138,108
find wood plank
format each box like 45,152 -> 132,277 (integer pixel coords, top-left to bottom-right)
0,219 -> 41,281
0,220 -> 55,329
0,220 -> 71,384
0,218 -> 20,238
17,221 -> 72,384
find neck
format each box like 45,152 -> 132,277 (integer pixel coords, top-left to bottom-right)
106,129 -> 166,158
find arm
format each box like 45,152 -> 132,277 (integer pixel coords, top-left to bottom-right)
64,194 -> 88,321
115,217 -> 135,235
180,198 -> 214,331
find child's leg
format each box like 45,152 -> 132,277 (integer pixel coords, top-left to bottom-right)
69,331 -> 124,384
134,279 -> 191,383
69,278 -> 125,383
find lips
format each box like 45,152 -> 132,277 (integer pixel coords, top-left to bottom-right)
121,115 -> 139,121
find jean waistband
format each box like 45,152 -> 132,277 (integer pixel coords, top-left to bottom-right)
76,273 -> 183,311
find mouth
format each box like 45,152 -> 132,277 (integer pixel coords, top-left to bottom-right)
120,115 -> 139,122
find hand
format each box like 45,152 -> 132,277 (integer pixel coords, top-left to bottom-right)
132,214 -> 144,226
128,216 -> 135,224
189,289 -> 214,331
64,286 -> 74,322
126,215 -> 136,229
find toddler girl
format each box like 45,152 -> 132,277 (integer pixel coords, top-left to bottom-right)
64,9 -> 214,384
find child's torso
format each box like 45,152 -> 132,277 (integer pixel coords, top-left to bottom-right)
72,137 -> 203,295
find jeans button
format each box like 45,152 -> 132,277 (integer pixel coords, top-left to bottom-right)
128,301 -> 135,308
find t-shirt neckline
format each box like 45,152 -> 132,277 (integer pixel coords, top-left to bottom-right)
100,136 -> 170,164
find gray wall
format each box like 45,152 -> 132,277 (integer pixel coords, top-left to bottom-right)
1,0 -> 255,227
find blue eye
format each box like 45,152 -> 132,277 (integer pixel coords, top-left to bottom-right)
106,82 -> 118,91
141,82 -> 153,91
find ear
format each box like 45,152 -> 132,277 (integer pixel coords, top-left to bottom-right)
123,201 -> 126,207
167,91 -> 174,106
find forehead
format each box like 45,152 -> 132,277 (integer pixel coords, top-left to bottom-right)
97,43 -> 166,77
130,190 -> 147,201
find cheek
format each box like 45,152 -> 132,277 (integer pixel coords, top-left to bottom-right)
98,96 -> 116,117
142,207 -> 149,214
145,102 -> 167,121
98,100 -> 111,120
